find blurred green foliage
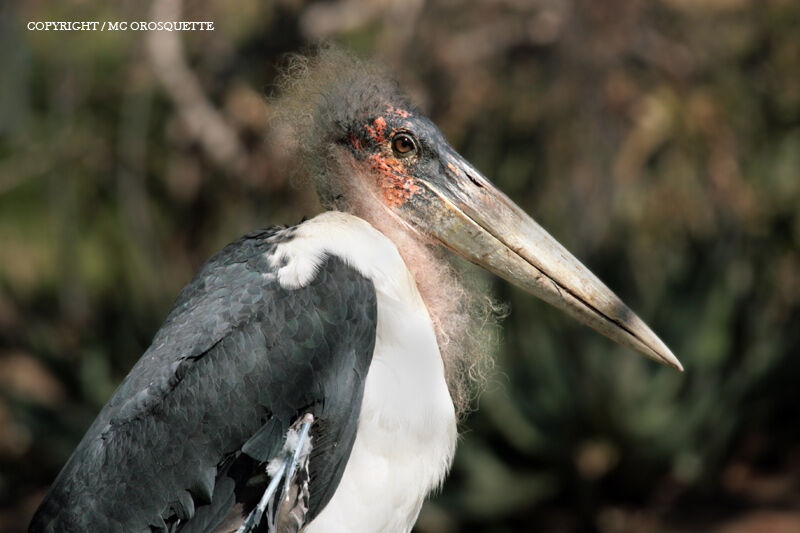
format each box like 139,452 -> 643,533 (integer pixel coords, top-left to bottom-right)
1,0 -> 799,531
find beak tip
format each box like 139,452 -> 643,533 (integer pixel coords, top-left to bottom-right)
631,317 -> 682,371
658,346 -> 683,372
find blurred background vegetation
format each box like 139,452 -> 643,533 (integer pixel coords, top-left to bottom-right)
1,0 -> 799,531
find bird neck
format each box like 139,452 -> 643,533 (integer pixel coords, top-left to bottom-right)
348,201 -> 493,419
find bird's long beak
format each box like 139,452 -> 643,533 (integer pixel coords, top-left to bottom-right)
405,152 -> 682,370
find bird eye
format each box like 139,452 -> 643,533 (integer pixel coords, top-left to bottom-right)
391,134 -> 417,157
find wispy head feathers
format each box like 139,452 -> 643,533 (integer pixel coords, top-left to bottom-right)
270,46 -> 412,208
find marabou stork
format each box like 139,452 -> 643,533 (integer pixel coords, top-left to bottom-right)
30,49 -> 682,533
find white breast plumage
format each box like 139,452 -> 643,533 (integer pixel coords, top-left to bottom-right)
270,212 -> 457,533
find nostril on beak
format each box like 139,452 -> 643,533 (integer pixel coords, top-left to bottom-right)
466,171 -> 484,188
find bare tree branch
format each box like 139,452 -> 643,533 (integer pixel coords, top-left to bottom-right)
146,0 -> 248,176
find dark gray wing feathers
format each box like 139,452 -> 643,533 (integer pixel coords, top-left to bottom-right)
30,226 -> 378,533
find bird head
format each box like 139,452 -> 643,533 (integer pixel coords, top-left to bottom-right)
274,47 -> 682,371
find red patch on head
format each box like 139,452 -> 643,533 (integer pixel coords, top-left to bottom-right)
368,153 -> 420,207
364,116 -> 388,142
386,106 -> 412,118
